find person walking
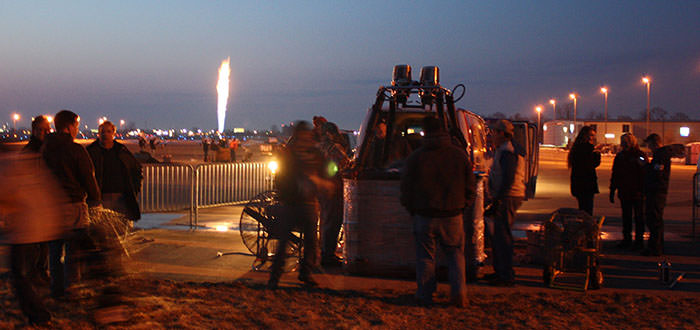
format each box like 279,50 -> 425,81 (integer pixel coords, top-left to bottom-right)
268,121 -> 327,289
87,121 -> 143,222
400,116 -> 475,307
609,133 -> 647,249
642,133 -> 672,256
568,126 -> 600,215
484,119 -> 526,287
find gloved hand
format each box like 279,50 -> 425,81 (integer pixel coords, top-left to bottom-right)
609,190 -> 615,204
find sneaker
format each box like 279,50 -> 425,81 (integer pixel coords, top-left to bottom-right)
487,278 -> 515,287
616,240 -> 632,249
298,274 -> 318,287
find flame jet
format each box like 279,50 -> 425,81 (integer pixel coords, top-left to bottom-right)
216,58 -> 231,133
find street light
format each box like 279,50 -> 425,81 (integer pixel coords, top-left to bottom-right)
569,93 -> 577,132
549,99 -> 556,120
12,113 -> 20,130
642,76 -> 651,135
600,87 -> 608,142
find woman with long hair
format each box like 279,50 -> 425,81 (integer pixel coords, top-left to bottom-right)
610,133 -> 647,249
568,126 -> 600,215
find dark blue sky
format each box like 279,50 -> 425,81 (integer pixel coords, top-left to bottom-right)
2,1 -> 699,130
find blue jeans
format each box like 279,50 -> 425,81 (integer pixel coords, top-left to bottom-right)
489,197 -> 523,282
413,214 -> 466,302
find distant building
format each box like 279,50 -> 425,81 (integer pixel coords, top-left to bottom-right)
542,120 -> 700,147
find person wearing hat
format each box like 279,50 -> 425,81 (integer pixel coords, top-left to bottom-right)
484,119 -> 526,286
642,133 -> 671,256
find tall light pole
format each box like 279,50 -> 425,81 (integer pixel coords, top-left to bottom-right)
12,113 -> 20,131
535,106 -> 542,143
642,76 -> 651,135
549,99 -> 556,120
569,93 -> 577,132
600,87 -> 608,142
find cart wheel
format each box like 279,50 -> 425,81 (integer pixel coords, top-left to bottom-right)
588,268 -> 603,290
240,190 -> 279,255
543,266 -> 554,286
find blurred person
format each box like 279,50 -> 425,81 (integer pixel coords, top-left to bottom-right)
484,119 -> 526,287
229,137 -> 239,162
42,110 -> 102,298
21,115 -> 53,284
268,121 -> 327,289
202,137 -> 210,162
568,126 -> 600,215
87,121 -> 143,222
400,116 -> 475,307
318,122 -> 351,267
609,133 -> 648,249
642,133 -> 672,256
0,146 -> 70,324
312,115 -> 328,142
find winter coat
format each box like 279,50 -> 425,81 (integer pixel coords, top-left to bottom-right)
610,148 -> 647,200
644,146 -> 672,197
275,134 -> 327,204
488,140 -> 527,200
569,142 -> 601,198
42,132 -> 101,205
400,132 -> 476,217
86,140 -> 143,221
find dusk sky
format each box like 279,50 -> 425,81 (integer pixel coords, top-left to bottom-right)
2,1 -> 699,131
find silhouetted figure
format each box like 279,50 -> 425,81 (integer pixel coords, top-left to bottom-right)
268,121 -> 326,289
485,119 -> 526,287
401,117 -> 475,307
318,122 -> 351,267
609,133 -> 647,249
202,138 -> 210,162
568,126 -> 600,215
87,121 -> 143,222
642,133 -> 672,256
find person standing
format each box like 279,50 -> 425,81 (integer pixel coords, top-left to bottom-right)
318,122 -> 351,267
609,133 -> 647,249
21,116 -> 53,284
268,121 -> 326,289
41,110 -> 101,298
229,137 -> 239,162
202,138 -> 210,162
568,126 -> 600,215
485,119 -> 526,287
87,121 -> 143,222
400,116 -> 475,307
642,133 -> 672,256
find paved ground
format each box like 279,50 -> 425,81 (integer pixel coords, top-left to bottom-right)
1,147 -> 698,295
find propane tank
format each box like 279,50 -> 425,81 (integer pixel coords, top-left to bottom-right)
658,258 -> 671,284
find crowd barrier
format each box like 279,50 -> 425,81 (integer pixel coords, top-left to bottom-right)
139,162 -> 274,227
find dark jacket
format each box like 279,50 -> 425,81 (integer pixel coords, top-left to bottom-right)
400,132 -> 476,217
569,142 -> 601,197
86,140 -> 143,220
42,132 -> 101,205
274,135 -> 326,204
488,140 -> 527,200
22,136 -> 43,153
610,148 -> 647,200
644,146 -> 672,197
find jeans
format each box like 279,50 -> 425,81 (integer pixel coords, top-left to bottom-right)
576,194 -> 594,216
645,193 -> 667,254
490,197 -> 523,282
321,178 -> 343,259
620,197 -> 645,242
270,201 -> 320,280
413,214 -> 466,303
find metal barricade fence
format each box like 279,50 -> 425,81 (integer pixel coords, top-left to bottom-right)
139,162 -> 274,228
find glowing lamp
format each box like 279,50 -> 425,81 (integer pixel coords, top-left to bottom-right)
680,127 -> 690,137
604,133 -> 615,139
268,160 -> 279,174
419,66 -> 440,87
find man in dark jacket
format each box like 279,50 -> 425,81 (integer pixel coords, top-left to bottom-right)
23,115 -> 51,153
268,121 -> 327,289
401,116 -> 475,307
609,133 -> 647,249
42,110 -> 101,298
87,121 -> 143,222
642,133 -> 671,256
485,119 -> 527,287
